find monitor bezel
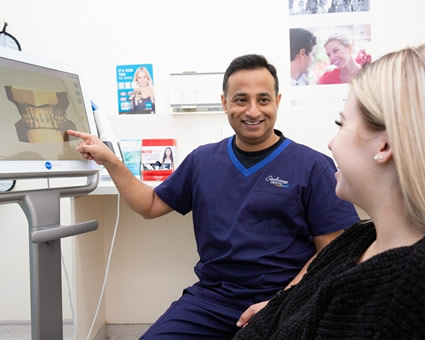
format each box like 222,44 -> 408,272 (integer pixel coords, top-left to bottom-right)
0,46 -> 101,179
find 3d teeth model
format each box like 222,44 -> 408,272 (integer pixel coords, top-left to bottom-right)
5,86 -> 76,143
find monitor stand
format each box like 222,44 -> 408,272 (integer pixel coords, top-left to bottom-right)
0,173 -> 99,340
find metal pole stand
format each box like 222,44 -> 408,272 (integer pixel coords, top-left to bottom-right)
0,173 -> 99,340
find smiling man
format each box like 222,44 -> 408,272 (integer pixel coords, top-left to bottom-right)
68,54 -> 359,339
289,28 -> 317,86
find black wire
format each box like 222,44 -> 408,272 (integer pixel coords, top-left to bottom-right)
0,180 -> 16,192
6,180 -> 16,191
1,22 -> 21,51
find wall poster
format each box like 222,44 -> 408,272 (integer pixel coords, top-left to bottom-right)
116,64 -> 155,114
287,0 -> 372,106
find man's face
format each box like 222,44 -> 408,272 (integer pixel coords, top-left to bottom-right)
301,48 -> 315,73
307,0 -> 318,10
221,68 -> 281,152
352,0 -> 366,11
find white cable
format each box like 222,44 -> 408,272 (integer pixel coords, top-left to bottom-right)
50,177 -> 77,339
86,192 -> 121,340
61,251 -> 78,340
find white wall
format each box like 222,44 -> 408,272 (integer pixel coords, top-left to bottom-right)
2,0 -> 425,154
1,0 -> 424,326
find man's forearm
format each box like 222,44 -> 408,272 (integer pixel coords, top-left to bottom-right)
103,157 -> 160,218
284,253 -> 317,290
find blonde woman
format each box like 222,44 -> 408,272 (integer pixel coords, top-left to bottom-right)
234,45 -> 425,339
129,66 -> 155,113
318,32 -> 361,84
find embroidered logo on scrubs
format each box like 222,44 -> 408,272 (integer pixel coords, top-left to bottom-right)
265,175 -> 290,188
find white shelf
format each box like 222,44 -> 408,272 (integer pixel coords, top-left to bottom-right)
91,176 -> 161,195
171,110 -> 224,115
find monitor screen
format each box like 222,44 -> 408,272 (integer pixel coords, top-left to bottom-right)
0,46 -> 100,178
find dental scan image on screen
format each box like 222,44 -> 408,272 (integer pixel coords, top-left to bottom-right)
0,52 -> 93,163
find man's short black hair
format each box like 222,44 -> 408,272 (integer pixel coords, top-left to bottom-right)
290,28 -> 317,61
222,54 -> 279,96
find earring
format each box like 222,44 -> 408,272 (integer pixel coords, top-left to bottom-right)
374,154 -> 384,161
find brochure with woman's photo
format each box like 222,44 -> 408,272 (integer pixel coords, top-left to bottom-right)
142,139 -> 177,181
116,64 -> 155,114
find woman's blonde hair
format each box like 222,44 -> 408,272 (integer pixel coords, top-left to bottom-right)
324,32 -> 352,48
351,44 -> 425,230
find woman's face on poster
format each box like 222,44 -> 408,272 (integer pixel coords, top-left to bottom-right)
136,70 -> 150,87
325,40 -> 351,69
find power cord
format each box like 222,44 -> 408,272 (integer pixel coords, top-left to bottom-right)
61,251 -> 77,340
86,192 -> 121,340
48,177 -> 121,340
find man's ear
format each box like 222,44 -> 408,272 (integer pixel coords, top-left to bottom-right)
221,94 -> 227,114
276,93 -> 282,107
299,48 -> 307,57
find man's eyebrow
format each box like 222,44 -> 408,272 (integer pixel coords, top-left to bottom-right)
230,91 -> 273,98
232,92 -> 248,97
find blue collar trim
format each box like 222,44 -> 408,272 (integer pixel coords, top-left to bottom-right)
227,137 -> 292,177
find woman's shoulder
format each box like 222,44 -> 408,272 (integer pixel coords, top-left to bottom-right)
328,220 -> 374,250
309,220 -> 374,267
318,68 -> 341,84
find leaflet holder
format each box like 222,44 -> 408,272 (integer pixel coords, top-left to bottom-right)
169,71 -> 224,113
0,170 -> 99,340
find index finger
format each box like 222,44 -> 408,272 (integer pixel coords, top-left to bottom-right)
67,129 -> 92,140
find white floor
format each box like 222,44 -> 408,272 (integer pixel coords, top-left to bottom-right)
0,323 -> 74,340
95,324 -> 151,340
0,323 -> 151,340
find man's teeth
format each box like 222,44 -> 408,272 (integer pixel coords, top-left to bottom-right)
245,121 -> 260,125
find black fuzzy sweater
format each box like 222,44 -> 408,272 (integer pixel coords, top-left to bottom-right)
233,221 -> 425,339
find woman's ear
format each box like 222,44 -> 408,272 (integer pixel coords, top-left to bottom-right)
374,133 -> 392,163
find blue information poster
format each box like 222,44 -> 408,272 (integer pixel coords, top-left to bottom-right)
116,64 -> 155,114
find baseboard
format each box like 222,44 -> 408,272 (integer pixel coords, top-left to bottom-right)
0,320 -> 150,340
0,319 -> 73,325
0,320 -> 74,339
94,323 -> 152,340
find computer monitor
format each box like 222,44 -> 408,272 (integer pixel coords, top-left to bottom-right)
0,46 -> 100,179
